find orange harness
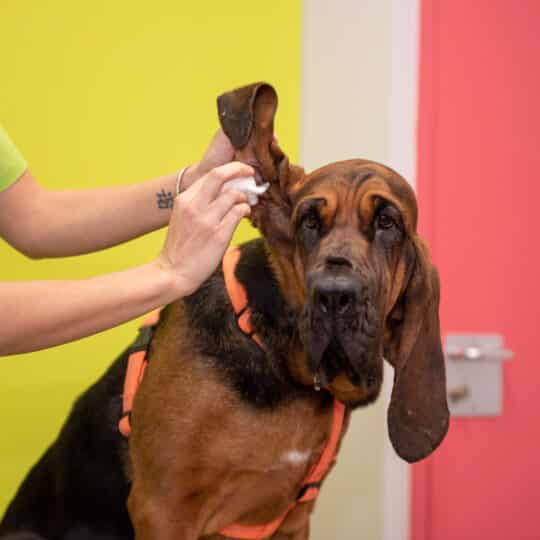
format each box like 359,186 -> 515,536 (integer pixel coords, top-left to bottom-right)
118,309 -> 160,438
119,246 -> 346,540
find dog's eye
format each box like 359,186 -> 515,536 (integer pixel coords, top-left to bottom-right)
373,207 -> 404,249
302,211 -> 320,230
376,212 -> 396,230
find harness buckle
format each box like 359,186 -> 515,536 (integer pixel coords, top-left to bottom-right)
296,481 -> 321,502
129,326 -> 155,355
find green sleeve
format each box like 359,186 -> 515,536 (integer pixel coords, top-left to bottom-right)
0,125 -> 27,192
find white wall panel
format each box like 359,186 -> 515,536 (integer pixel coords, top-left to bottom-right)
300,1 -> 419,538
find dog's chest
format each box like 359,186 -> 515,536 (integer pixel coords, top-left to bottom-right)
197,396 -> 338,533
279,448 -> 313,468
228,406 -> 327,474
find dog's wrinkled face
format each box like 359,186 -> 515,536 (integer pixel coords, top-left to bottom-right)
291,161 -> 417,405
217,82 -> 449,463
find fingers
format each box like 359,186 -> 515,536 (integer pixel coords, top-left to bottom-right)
171,163 -> 253,230
196,162 -> 255,204
217,202 -> 251,244
209,188 -> 250,222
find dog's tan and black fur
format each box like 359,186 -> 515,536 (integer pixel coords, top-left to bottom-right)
0,83 -> 449,540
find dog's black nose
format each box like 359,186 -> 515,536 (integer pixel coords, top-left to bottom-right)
312,276 -> 358,316
325,256 -> 353,269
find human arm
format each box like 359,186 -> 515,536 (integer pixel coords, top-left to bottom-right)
0,162 -> 252,356
0,130 -> 234,258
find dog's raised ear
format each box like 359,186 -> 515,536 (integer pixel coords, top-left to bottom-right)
385,238 -> 449,463
218,83 -> 278,180
217,82 -> 305,252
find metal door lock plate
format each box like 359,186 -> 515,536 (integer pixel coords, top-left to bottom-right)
445,334 -> 513,417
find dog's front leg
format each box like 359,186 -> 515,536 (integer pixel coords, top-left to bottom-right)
127,486 -> 203,540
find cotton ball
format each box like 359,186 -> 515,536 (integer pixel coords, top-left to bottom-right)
221,177 -> 270,206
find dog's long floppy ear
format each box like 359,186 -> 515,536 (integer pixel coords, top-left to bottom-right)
217,82 -> 305,252
385,239 -> 449,463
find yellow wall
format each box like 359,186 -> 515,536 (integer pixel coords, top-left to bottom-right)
0,0 -> 301,512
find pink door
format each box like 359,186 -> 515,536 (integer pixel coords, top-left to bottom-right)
412,1 -> 540,539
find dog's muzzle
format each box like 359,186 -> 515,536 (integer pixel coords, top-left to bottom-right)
302,265 -> 380,391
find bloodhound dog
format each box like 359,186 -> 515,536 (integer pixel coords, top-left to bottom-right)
0,83 -> 449,540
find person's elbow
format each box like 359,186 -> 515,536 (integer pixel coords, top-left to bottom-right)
0,171 -> 53,259
18,242 -> 48,259
6,235 -> 47,259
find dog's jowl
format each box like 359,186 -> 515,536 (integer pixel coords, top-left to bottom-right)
0,83 -> 449,540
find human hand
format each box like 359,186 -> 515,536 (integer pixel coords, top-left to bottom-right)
157,162 -> 253,297
181,130 -> 235,190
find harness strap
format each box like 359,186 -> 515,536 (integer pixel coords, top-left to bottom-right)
218,510 -> 291,540
118,309 -> 160,438
222,246 -> 266,350
218,399 -> 345,540
297,399 -> 346,502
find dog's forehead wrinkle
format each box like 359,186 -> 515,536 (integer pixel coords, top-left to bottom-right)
297,175 -> 396,229
299,160 -> 417,218
349,169 -> 376,185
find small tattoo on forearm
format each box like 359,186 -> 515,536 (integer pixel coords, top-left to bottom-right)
156,189 -> 174,209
